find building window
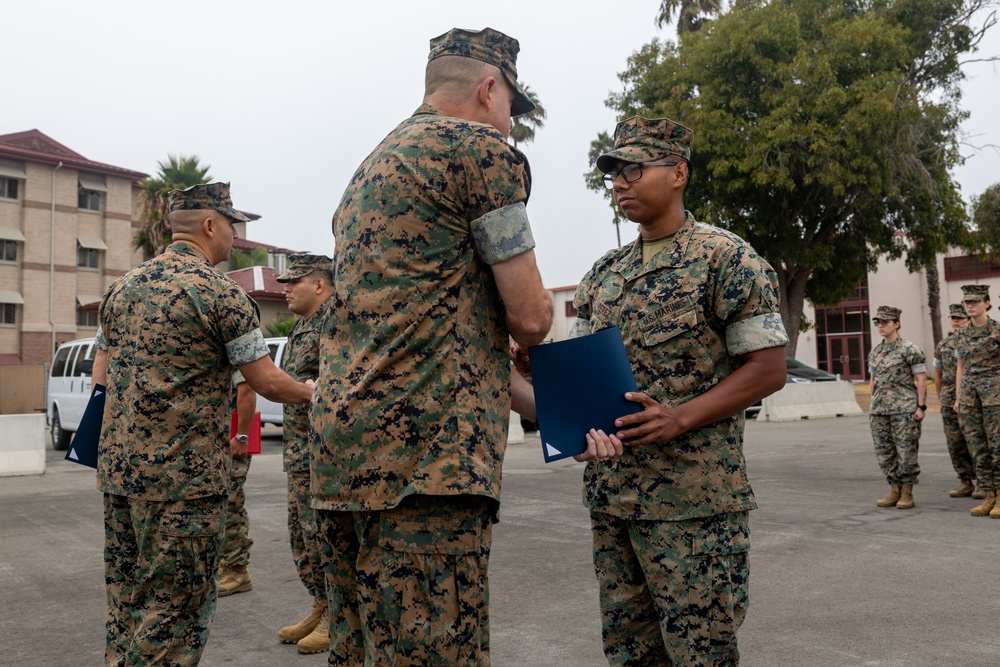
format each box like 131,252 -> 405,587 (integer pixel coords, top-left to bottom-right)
944,255 -> 1000,281
77,246 -> 100,269
76,308 -> 99,327
564,301 -> 578,317
0,303 -> 15,325
1,239 -> 16,262
0,176 -> 17,200
78,189 -> 101,211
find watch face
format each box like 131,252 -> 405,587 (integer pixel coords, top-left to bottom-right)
236,435 -> 248,443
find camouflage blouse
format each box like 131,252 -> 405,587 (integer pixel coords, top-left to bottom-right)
281,302 -> 327,473
97,242 -> 267,500
868,337 -> 926,415
933,334 -> 961,406
954,318 -> 1000,407
572,213 -> 788,521
311,105 -> 534,511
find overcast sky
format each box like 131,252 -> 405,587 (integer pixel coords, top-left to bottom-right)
4,0 -> 998,288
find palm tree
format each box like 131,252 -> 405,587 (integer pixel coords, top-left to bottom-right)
509,85 -> 546,149
229,247 -> 269,270
583,131 -> 628,247
264,314 -> 299,337
656,0 -> 723,36
134,155 -> 212,259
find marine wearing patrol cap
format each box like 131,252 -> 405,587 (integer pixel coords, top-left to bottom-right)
873,305 -> 901,321
428,27 -> 535,117
276,254 -> 333,283
168,182 -> 250,223
949,303 -> 971,319
596,116 -> 694,173
961,284 -> 991,310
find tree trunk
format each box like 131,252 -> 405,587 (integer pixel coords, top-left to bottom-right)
925,263 -> 942,348
775,264 -> 811,357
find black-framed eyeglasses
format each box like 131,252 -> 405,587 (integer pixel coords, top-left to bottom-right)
872,318 -> 894,325
963,298 -> 984,305
603,161 -> 679,189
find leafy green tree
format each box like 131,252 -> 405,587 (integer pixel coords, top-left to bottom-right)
583,131 -> 629,246
134,155 -> 211,259
656,0 -> 724,35
509,86 -> 546,148
264,314 -> 299,337
228,246 -> 269,270
602,0 -> 993,353
971,182 -> 1000,257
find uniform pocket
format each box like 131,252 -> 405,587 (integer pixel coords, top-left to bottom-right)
640,300 -> 700,348
159,506 -> 224,612
686,520 -> 750,657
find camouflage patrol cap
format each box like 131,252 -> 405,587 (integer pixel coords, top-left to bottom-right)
168,182 -> 250,223
428,27 -> 536,117
276,254 -> 334,282
596,116 -> 694,173
873,305 -> 901,321
961,284 -> 990,300
949,303 -> 971,319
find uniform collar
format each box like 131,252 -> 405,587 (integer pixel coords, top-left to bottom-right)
612,211 -> 697,282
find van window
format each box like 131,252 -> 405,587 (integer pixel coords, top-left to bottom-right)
66,345 -> 84,377
267,342 -> 280,363
52,346 -> 72,377
73,343 -> 95,376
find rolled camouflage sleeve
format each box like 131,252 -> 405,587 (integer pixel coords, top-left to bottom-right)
715,245 -> 788,356
470,202 -> 535,265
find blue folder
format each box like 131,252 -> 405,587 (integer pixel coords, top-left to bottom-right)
65,384 -> 105,469
527,327 -> 642,463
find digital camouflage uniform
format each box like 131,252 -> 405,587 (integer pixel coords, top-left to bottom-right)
220,369 -> 253,572
868,334 -> 926,486
97,232 -> 267,667
311,30 -> 535,665
934,332 -> 974,483
955,317 -> 1000,491
281,304 -> 326,604
573,207 -> 788,666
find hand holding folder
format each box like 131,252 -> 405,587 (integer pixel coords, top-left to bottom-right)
527,327 -> 642,463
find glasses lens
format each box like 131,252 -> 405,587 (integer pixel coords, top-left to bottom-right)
622,163 -> 643,183
964,299 -> 981,305
873,319 -> 886,325
602,173 -> 616,189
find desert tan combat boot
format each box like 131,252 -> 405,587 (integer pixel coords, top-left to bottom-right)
972,487 -> 987,499
990,500 -> 1000,519
876,483 -> 902,507
896,484 -> 915,509
949,480 -> 975,498
970,490 -> 996,517
217,565 -> 252,597
278,598 -> 326,644
296,609 -> 331,654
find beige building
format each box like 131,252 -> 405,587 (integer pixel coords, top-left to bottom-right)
0,130 -> 147,365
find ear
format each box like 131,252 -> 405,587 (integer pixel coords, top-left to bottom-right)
202,215 -> 218,239
673,161 -> 689,189
477,75 -> 499,110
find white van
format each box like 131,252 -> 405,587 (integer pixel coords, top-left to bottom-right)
46,337 -> 97,450
257,337 -> 287,426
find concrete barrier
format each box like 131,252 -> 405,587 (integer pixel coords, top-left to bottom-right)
508,411 -> 526,444
0,414 -> 46,477
756,381 -> 863,423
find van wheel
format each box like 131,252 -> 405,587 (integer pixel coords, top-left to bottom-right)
51,409 -> 71,451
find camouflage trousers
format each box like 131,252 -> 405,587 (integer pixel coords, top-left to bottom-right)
942,404 -> 975,482
286,470 -> 324,600
220,454 -> 253,569
958,402 -> 1000,492
104,493 -> 226,667
317,495 -> 493,666
590,510 -> 750,667
869,413 -> 921,485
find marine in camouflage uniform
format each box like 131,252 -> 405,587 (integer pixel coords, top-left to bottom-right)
218,368 -> 255,596
575,116 -> 789,666
933,303 -> 975,497
95,183 -> 267,666
868,305 -> 927,509
271,254 -> 336,654
310,28 -> 551,666
954,284 -> 1000,518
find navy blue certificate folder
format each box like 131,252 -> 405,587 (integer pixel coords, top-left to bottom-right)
528,327 -> 642,463
65,384 -> 105,469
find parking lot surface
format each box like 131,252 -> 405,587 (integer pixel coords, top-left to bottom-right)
1,413 -> 997,666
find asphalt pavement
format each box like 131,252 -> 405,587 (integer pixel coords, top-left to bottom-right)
1,413 -> 997,666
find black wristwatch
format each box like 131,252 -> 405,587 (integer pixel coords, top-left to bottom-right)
917,404 -> 927,411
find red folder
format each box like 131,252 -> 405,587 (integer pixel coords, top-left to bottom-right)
230,411 -> 262,455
